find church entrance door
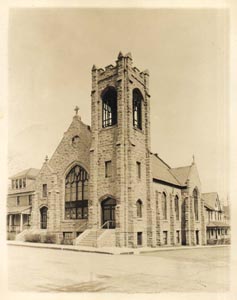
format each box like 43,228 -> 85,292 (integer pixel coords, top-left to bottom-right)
101,198 -> 116,229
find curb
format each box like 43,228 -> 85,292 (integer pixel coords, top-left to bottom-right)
7,242 -> 115,255
7,241 -> 229,255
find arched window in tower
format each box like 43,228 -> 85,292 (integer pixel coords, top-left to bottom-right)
175,196 -> 179,221
136,199 -> 142,218
193,188 -> 199,221
65,165 -> 89,220
133,88 -> 143,130
162,192 -> 167,220
101,87 -> 117,128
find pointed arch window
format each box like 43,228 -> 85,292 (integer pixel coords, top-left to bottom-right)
162,192 -> 167,220
136,199 -> 142,218
65,165 -> 89,219
102,87 -> 117,128
175,196 -> 179,221
133,89 -> 143,130
193,188 -> 199,221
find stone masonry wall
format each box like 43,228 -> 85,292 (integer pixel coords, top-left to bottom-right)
90,53 -> 152,248
32,115 -> 91,239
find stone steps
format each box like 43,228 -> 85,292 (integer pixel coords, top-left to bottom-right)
75,229 -> 116,247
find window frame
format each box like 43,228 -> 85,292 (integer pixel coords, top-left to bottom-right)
105,160 -> 112,178
193,188 -> 199,221
162,192 -> 167,220
163,231 -> 168,245
29,195 -> 32,206
136,199 -> 142,218
133,89 -> 143,130
64,165 -> 89,220
137,232 -> 143,246
136,161 -> 141,179
174,196 -> 179,221
42,184 -> 48,198
102,87 -> 117,128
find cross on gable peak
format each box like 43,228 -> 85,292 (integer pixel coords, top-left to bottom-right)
74,106 -> 80,115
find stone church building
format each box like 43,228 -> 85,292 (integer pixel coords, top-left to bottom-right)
20,53 -> 207,247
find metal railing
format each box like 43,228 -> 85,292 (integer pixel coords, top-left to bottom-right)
100,220 -> 116,229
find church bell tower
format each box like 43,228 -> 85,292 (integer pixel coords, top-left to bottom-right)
89,52 -> 153,247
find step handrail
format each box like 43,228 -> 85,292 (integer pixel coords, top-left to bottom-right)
100,220 -> 115,229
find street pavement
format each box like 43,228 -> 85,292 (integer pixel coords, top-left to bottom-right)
7,245 -> 229,293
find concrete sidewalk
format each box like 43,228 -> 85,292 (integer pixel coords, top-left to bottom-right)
7,240 -> 229,255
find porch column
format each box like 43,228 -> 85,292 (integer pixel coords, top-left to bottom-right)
20,213 -> 23,232
9,215 -> 12,232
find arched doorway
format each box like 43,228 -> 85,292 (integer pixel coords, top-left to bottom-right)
40,206 -> 48,229
101,198 -> 116,229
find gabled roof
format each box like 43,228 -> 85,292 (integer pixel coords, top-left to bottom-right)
151,154 -> 184,187
204,202 -> 215,210
169,166 -> 191,186
9,168 -> 40,179
202,192 -> 220,211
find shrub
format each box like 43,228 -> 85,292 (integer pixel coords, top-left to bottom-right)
44,233 -> 56,244
25,233 -> 41,243
7,232 -> 16,240
61,238 -> 73,245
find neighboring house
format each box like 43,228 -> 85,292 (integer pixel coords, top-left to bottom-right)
203,192 -> 230,244
7,168 -> 39,236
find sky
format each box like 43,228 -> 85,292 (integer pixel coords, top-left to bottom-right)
8,8 -> 229,202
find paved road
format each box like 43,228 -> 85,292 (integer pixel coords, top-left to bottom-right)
7,245 -> 229,293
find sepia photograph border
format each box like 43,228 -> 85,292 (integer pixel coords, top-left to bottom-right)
0,0 -> 236,300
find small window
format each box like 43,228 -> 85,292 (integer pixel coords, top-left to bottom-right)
72,135 -> 80,147
163,231 -> 168,245
23,178 -> 26,188
62,232 -> 73,245
42,184 -> 47,197
193,188 -> 199,221
17,196 -> 20,206
162,193 -> 167,220
137,232 -> 143,246
29,195 -> 32,205
195,230 -> 199,245
105,160 -> 112,178
19,179 -> 22,189
136,199 -> 142,218
136,161 -> 141,179
176,230 -> 180,244
175,196 -> 179,221
16,179 -> 18,189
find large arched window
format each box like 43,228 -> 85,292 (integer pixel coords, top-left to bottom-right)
175,196 -> 179,221
193,188 -> 199,221
102,87 -> 117,128
65,165 -> 89,220
136,199 -> 142,218
133,88 -> 143,130
162,192 -> 167,220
